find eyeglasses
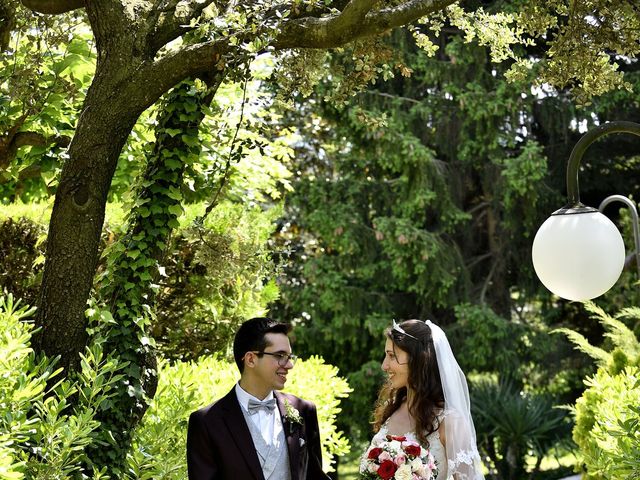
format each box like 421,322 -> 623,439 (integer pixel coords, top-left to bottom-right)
253,351 -> 298,366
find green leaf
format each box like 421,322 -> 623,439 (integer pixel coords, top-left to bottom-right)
168,204 -> 183,217
165,128 -> 182,137
127,249 -> 141,260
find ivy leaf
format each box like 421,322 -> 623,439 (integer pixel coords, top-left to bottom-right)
181,134 -> 200,147
165,128 -> 182,137
168,204 -> 183,217
166,187 -> 183,201
127,249 -> 141,259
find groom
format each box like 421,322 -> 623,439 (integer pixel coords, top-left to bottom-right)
187,317 -> 329,480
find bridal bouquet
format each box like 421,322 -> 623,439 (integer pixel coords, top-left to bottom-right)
360,434 -> 438,480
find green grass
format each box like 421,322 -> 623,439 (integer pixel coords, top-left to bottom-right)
337,448 -> 362,479
0,201 -> 126,226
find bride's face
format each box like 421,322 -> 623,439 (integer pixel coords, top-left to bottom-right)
381,338 -> 410,389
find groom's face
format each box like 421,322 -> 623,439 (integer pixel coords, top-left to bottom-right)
252,332 -> 294,393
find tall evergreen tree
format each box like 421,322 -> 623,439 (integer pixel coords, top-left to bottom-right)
273,23 -> 640,445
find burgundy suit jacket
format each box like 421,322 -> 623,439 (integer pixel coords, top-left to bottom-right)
187,388 -> 329,480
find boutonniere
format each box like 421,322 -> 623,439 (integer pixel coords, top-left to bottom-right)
284,399 -> 303,433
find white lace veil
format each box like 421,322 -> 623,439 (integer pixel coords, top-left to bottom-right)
425,320 -> 484,480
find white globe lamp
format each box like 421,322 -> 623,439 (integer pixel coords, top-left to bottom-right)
532,121 -> 640,301
532,209 -> 625,300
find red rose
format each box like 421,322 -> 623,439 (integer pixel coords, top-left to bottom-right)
377,460 -> 397,480
404,444 -> 421,457
387,434 -> 407,442
368,447 -> 383,459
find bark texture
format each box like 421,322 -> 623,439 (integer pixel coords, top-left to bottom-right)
32,71 -> 142,370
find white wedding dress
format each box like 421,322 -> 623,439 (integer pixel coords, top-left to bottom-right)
362,419 -> 448,480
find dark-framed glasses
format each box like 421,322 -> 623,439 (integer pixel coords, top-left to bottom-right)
254,351 -> 298,366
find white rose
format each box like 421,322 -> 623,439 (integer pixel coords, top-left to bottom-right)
394,464 -> 413,480
388,440 -> 402,452
410,457 -> 424,472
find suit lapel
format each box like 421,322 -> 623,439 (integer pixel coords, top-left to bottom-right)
277,392 -> 300,480
220,389 -> 265,480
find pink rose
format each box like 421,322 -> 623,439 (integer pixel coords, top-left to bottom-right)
394,453 -> 406,466
378,451 -> 392,462
402,440 -> 420,449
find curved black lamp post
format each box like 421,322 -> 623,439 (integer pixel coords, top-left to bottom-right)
532,121 -> 640,300
599,195 -> 640,278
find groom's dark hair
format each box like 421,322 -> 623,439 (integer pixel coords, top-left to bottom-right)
233,317 -> 292,372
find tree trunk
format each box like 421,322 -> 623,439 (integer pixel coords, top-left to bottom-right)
32,72 -> 142,373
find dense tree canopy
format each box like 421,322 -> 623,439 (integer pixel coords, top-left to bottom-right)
270,12 -> 640,461
0,0 -> 635,375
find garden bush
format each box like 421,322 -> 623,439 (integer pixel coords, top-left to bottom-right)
573,366 -> 640,479
0,217 -> 45,305
0,294 -> 351,478
0,294 -> 124,479
558,303 -> 640,479
127,355 -> 352,478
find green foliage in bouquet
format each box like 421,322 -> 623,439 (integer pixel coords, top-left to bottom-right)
126,355 -> 351,478
556,303 -> 640,479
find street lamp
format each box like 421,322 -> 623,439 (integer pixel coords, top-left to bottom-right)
598,195 -> 640,278
532,121 -> 640,301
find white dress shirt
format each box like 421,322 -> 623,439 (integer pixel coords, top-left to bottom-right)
235,383 -> 284,445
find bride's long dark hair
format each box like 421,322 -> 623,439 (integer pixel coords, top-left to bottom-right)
372,319 -> 445,446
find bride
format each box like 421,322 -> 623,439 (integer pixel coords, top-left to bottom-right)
361,319 -> 484,480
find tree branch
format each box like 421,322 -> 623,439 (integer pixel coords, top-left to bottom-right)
124,39 -> 230,113
0,129 -> 70,170
148,0 -> 217,55
274,0 -> 457,49
20,0 -> 84,14
340,0 -> 376,24
0,0 -> 16,52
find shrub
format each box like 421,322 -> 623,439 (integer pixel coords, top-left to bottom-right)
557,303 -> 640,479
1,294 -> 351,478
0,294 -> 124,479
471,377 -> 571,480
573,367 -> 640,479
0,217 -> 45,305
151,201 -> 282,360
127,355 -> 352,478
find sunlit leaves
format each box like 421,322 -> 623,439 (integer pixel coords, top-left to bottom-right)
436,1 -> 638,103
0,7 -> 93,200
0,293 -> 124,477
